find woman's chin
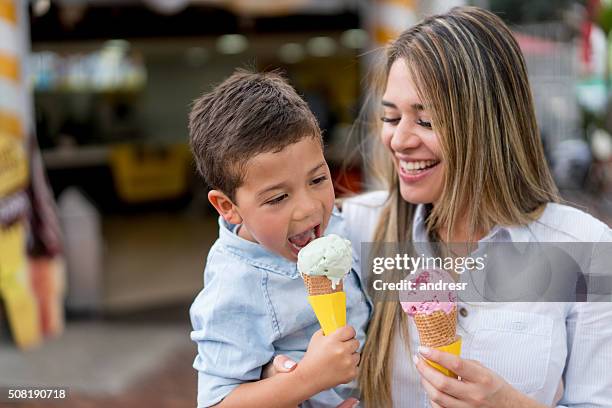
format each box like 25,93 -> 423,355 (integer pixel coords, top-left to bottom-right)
399,184 -> 438,205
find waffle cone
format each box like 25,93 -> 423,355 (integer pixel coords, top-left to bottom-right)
413,306 -> 457,348
301,274 -> 344,296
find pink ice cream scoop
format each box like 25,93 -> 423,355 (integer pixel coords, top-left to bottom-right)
400,269 -> 457,316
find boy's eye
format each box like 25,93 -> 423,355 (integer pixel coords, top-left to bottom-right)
266,194 -> 288,205
417,118 -> 432,129
311,175 -> 328,185
381,116 -> 400,124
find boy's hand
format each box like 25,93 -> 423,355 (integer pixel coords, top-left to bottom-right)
295,326 -> 360,393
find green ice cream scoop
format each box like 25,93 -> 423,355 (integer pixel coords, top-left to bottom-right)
297,234 -> 353,289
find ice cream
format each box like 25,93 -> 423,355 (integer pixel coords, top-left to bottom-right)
297,234 -> 352,289
298,234 -> 352,335
400,269 -> 462,377
401,269 -> 457,318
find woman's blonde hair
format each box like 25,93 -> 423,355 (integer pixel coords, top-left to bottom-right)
358,6 -> 560,406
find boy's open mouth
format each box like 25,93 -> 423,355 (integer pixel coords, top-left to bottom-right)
288,224 -> 321,253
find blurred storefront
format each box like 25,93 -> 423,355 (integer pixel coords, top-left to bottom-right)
27,0 -> 372,316
1,1 -> 610,406
3,0 -> 609,345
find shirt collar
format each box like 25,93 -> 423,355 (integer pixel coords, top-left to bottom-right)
412,204 -> 429,242
217,217 -> 299,278
412,204 -> 533,245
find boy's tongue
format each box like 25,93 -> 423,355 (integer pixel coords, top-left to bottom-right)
289,229 -> 313,247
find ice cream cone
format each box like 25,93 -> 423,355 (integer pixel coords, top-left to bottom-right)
301,274 -> 346,335
297,234 -> 352,336
413,306 -> 461,377
413,306 -> 457,348
400,269 -> 462,377
302,274 -> 344,296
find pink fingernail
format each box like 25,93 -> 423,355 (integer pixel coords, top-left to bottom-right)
284,360 -> 296,369
412,354 -> 419,365
418,346 -> 431,356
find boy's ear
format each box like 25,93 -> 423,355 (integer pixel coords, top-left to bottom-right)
208,190 -> 243,224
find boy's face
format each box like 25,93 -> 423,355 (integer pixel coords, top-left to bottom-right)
233,136 -> 335,261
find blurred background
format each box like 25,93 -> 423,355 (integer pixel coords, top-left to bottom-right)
1,0 -> 611,407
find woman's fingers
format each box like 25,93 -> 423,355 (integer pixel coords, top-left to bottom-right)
418,346 -> 480,383
335,397 -> 360,408
420,376 -> 470,408
272,354 -> 297,374
414,354 -> 469,400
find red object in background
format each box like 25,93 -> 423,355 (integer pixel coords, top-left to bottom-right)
331,166 -> 362,197
582,0 -> 602,67
514,32 -> 558,55
30,257 -> 64,338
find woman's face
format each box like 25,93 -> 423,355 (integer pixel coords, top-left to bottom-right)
381,59 -> 444,205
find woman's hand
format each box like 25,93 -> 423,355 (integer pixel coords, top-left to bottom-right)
262,355 -> 298,378
262,353 -> 360,408
414,346 -> 547,408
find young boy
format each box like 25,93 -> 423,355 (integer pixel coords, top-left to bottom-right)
188,69 -> 371,408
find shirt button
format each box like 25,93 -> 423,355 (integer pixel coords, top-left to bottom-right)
459,307 -> 468,317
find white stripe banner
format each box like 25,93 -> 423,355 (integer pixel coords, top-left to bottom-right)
0,19 -> 19,55
0,78 -> 25,121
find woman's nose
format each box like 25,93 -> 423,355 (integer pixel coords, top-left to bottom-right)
390,120 -> 421,152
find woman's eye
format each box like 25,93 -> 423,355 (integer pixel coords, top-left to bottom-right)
417,118 -> 432,129
266,194 -> 288,205
381,116 -> 401,124
311,176 -> 328,185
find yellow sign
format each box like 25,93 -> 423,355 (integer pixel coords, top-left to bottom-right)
0,133 -> 28,196
0,222 -> 42,349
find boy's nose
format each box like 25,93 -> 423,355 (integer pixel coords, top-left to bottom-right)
293,194 -> 319,221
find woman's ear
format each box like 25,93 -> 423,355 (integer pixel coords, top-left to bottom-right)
208,190 -> 243,224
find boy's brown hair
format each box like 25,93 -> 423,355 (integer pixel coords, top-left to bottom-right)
188,69 -> 321,202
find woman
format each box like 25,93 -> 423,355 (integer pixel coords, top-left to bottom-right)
273,6 -> 612,407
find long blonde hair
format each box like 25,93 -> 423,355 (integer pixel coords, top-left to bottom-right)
358,7 -> 559,407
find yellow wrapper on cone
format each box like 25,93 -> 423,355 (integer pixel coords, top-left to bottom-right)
426,337 -> 462,377
308,292 -> 346,335
302,274 -> 346,335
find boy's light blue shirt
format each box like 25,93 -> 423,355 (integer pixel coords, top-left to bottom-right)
190,210 -> 372,408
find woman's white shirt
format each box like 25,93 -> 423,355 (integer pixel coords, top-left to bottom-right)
342,191 -> 612,408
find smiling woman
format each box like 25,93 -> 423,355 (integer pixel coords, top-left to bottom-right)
380,60 -> 444,205
259,6 -> 612,408
345,6 -> 611,408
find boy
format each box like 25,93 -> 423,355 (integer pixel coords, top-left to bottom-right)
188,69 -> 371,408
